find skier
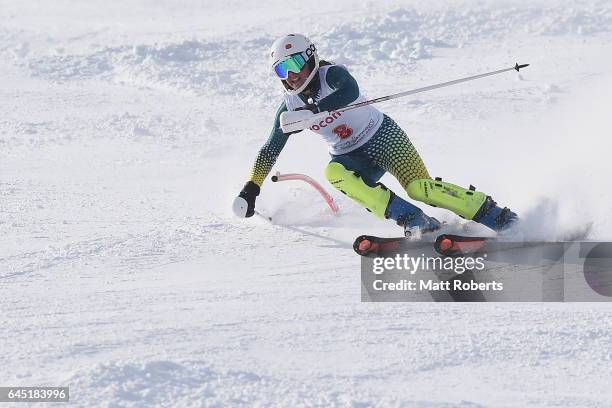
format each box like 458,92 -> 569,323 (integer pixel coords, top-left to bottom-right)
233,33 -> 517,236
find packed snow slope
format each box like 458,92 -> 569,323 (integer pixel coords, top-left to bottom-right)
1,0 -> 612,406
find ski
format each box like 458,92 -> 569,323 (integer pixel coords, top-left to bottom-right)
353,223 -> 594,257
353,234 -> 409,257
434,234 -> 491,256
353,233 -> 491,257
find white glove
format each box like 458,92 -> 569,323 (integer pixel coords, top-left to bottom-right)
280,110 -> 330,133
232,196 -> 249,218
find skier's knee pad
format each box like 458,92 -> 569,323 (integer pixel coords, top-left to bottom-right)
406,178 -> 487,220
325,162 -> 391,218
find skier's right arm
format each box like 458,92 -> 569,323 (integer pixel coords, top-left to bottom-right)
233,102 -> 293,218
248,102 -> 291,187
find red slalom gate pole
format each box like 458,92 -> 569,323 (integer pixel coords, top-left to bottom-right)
271,171 -> 340,214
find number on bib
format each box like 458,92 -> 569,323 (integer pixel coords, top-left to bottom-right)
332,124 -> 353,139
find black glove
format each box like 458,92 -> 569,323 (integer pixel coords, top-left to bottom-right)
295,103 -> 320,114
238,181 -> 260,218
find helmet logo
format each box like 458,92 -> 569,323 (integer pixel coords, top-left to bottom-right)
304,44 -> 316,58
285,43 -> 292,50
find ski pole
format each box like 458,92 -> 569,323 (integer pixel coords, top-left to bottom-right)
335,63 -> 529,114
282,63 -> 529,129
254,210 -> 272,222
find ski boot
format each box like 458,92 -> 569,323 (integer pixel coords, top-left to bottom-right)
385,193 -> 441,239
403,218 -> 442,240
472,196 -> 518,232
406,178 -> 518,233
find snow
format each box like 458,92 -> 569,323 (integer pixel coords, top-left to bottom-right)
2,0 -> 612,406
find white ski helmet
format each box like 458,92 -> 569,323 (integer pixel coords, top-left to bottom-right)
269,34 -> 319,95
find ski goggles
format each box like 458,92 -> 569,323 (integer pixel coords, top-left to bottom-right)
273,54 -> 307,80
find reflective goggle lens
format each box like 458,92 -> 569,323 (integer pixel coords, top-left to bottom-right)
273,54 -> 307,79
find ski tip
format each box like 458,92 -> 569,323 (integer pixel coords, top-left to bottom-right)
358,239 -> 373,252
353,235 -> 369,253
439,237 -> 453,252
514,63 -> 530,71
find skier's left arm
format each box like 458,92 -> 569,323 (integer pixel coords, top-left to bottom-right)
318,65 -> 360,111
300,65 -> 360,113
